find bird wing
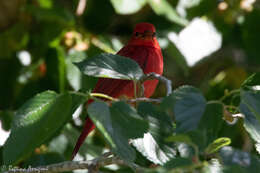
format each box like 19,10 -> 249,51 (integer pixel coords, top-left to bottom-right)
92,45 -> 150,98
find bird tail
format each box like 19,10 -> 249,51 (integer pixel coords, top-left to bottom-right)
71,117 -> 95,160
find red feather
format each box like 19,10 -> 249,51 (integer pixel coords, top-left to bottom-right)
71,23 -> 163,159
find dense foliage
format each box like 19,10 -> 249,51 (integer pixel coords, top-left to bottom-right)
1,0 -> 260,172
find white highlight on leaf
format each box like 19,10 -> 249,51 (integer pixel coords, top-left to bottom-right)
252,85 -> 260,91
17,50 -> 31,66
72,104 -> 83,126
178,143 -> 192,158
0,121 -> 10,146
255,143 -> 260,154
131,132 -> 170,165
49,134 -> 68,154
207,159 -> 223,173
233,113 -> 245,118
168,18 -> 222,66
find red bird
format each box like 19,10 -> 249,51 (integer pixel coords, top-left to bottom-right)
71,23 -> 163,159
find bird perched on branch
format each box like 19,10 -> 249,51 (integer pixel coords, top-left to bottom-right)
72,23 -> 164,159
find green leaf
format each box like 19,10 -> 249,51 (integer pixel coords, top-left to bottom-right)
148,0 -> 188,26
166,134 -> 193,145
87,101 -> 148,162
164,157 -> 192,169
173,86 -> 207,133
66,51 -> 88,91
223,166 -> 247,173
131,102 -> 175,165
3,91 -> 73,165
240,102 -> 260,144
75,53 -> 144,81
199,102 -> 224,141
240,90 -> 260,124
241,72 -> 260,88
205,137 -> 231,154
110,0 -> 147,14
240,89 -> 260,151
110,102 -> 149,138
219,146 -> 260,172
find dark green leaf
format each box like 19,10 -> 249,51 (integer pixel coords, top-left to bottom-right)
240,89 -> 260,150
223,166 -> 247,173
164,157 -> 192,169
75,53 -> 144,81
186,130 -> 207,151
173,86 -> 207,133
87,101 -> 148,162
240,90 -> 260,124
199,102 -> 224,141
3,91 -> 72,165
241,72 -> 260,88
0,110 -> 14,131
110,102 -> 148,139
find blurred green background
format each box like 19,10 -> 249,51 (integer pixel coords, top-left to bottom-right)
0,0 -> 260,170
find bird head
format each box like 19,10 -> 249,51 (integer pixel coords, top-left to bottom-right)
129,23 -> 160,48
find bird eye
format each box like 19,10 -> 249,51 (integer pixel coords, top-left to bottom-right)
135,32 -> 139,36
152,32 -> 156,37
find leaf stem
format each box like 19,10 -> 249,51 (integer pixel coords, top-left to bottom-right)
219,89 -> 240,102
90,93 -> 118,101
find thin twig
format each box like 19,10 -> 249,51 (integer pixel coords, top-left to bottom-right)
5,152 -> 123,173
128,97 -> 162,103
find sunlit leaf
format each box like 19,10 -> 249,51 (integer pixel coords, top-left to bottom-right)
168,18 -> 222,66
166,134 -> 193,144
3,91 -> 76,164
66,50 -> 88,91
148,0 -> 188,26
75,53 -> 144,81
131,102 -> 175,165
205,137 -> 231,154
110,0 -> 147,14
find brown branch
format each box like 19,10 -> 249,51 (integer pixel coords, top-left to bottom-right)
5,152 -> 127,173
140,72 -> 172,96
128,97 -> 162,103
